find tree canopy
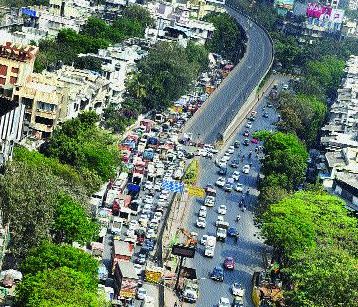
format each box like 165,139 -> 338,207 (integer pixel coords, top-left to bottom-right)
20,242 -> 98,283
275,92 -> 327,147
254,131 -> 308,190
52,193 -> 99,245
261,191 -> 358,306
41,111 -> 120,181
203,12 -> 244,63
15,267 -> 102,307
34,6 -> 153,72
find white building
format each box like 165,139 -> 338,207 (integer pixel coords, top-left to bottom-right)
78,41 -> 149,98
0,97 -> 25,167
145,2 -> 215,45
320,55 -> 358,208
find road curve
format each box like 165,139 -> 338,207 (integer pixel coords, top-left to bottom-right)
183,6 -> 273,144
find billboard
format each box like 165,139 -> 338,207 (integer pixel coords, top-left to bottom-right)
305,3 -> 344,32
172,245 -> 196,258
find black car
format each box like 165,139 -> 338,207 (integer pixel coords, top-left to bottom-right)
243,139 -> 250,146
263,112 -> 269,118
230,159 -> 239,168
184,152 -> 195,159
234,141 -> 240,148
210,266 -> 224,282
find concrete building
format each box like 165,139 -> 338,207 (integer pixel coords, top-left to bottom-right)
320,55 -> 358,209
0,42 -> 38,163
13,66 -> 110,139
78,40 -> 150,97
0,97 -> 25,167
0,42 -> 38,86
347,0 -> 358,10
146,1 -> 215,45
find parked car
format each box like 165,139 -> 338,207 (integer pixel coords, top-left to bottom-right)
137,287 -> 147,300
243,138 -> 250,146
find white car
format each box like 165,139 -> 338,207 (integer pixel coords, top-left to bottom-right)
235,183 -> 244,192
197,148 -> 208,157
199,208 -> 207,218
157,199 -> 168,207
146,228 -> 157,239
196,217 -> 206,228
242,164 -> 251,174
144,181 -> 153,190
232,283 -> 245,296
144,196 -> 154,204
215,215 -> 224,226
201,234 -> 208,245
159,190 -> 170,200
218,204 -> 227,215
216,177 -> 226,187
204,196 -> 215,207
154,182 -> 162,191
227,146 -> 235,154
246,121 -> 252,129
232,171 -> 240,181
129,220 -> 139,231
153,211 -> 163,220
137,287 -> 147,300
218,297 -> 230,307
133,263 -> 143,276
218,161 -> 227,168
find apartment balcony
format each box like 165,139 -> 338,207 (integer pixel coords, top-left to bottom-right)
30,122 -> 54,134
34,109 -> 57,119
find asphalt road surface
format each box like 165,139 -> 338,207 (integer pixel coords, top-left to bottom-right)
183,8 -> 273,144
184,93 -> 279,307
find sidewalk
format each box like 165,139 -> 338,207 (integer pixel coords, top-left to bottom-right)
161,192 -> 191,307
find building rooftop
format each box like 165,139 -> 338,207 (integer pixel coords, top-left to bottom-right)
0,42 -> 39,62
116,261 -> 139,280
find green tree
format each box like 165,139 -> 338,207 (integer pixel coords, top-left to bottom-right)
128,42 -> 200,111
52,194 -> 99,244
42,111 -> 120,181
121,4 -> 155,29
257,131 -> 308,190
20,242 -> 98,283
15,267 -> 101,307
203,12 -> 243,63
0,161 -> 63,259
74,56 -> 102,72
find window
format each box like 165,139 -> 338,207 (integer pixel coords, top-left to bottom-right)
0,77 -> 5,85
35,116 -> 54,126
37,101 -> 57,112
10,76 -> 17,84
11,67 -> 19,74
0,65 -> 7,76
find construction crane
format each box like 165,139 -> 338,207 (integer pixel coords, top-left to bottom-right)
176,228 -> 198,247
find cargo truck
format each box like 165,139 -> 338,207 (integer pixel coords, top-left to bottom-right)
182,268 -> 199,303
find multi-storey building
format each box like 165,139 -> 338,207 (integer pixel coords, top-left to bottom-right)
13,66 -> 110,139
320,55 -> 358,208
0,41 -> 38,165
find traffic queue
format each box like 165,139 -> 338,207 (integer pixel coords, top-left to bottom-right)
86,55 -> 235,306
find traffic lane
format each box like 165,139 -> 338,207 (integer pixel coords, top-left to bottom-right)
184,106 -> 277,306
187,54 -> 272,143
184,15 -> 273,143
